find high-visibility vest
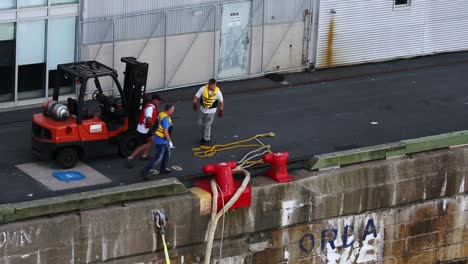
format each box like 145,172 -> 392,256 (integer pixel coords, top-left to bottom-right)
138,103 -> 157,128
155,112 -> 172,138
200,85 -> 219,109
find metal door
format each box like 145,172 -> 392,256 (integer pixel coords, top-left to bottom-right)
218,1 -> 251,79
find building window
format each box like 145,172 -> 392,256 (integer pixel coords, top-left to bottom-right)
0,23 -> 15,103
18,0 -> 47,8
17,20 -> 46,100
394,0 -> 411,6
0,1 -> 79,106
47,17 -> 76,94
0,1 -> 15,9
50,0 -> 78,5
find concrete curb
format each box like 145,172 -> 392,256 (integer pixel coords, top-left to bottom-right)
0,177 -> 187,224
306,130 -> 468,171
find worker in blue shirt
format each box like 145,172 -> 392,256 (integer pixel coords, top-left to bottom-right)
140,104 -> 175,180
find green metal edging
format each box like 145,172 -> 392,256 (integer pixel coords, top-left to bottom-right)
0,177 -> 187,224
0,205 -> 14,222
307,142 -> 406,170
401,131 -> 468,153
306,130 -> 468,171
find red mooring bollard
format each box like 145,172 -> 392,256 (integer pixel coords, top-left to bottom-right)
193,161 -> 251,211
203,161 -> 237,197
263,152 -> 293,182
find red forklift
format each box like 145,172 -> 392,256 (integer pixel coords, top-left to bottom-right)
32,57 -> 149,168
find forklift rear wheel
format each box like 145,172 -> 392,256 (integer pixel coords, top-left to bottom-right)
119,131 -> 138,157
56,148 -> 79,169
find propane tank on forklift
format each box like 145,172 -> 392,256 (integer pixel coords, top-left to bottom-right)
42,99 -> 69,121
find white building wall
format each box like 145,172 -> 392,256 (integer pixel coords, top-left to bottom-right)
422,0 -> 468,55
315,0 -> 468,68
81,22 -> 306,92
260,23 -> 306,72
82,0 -> 306,27
79,0 -> 312,93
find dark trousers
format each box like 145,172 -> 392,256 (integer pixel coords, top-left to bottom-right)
142,143 -> 170,174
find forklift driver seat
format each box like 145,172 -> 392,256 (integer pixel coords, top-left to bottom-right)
67,98 -> 77,116
67,98 -> 90,119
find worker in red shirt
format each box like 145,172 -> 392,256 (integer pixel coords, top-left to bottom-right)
126,94 -> 162,168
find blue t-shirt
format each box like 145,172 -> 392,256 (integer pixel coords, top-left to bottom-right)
154,116 -> 170,145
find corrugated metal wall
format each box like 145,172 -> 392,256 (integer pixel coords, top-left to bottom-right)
423,0 -> 468,54
82,0 -> 228,20
80,0 -> 311,91
82,0 -> 306,24
315,0 -> 468,68
82,0 -> 308,44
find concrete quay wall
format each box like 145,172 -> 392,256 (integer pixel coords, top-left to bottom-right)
1,147 -> 467,263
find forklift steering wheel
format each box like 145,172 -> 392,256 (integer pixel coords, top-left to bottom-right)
92,90 -> 109,112
92,90 -> 100,100
92,90 -> 120,117
93,90 -> 109,106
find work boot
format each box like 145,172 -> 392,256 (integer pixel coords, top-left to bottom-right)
200,139 -> 210,146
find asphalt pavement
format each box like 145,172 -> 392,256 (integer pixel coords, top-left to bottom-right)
1,51 -> 468,204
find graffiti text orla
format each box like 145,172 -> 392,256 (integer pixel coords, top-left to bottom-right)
299,213 -> 384,264
0,227 -> 39,249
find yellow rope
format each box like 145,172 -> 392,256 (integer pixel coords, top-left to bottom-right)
192,132 -> 275,158
161,234 -> 171,264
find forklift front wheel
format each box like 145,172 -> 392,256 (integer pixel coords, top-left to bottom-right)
119,131 -> 138,157
56,147 -> 79,169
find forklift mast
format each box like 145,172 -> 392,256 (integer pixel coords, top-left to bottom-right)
121,57 -> 149,130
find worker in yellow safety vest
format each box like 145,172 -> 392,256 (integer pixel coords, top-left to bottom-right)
192,78 -> 224,145
140,104 -> 175,181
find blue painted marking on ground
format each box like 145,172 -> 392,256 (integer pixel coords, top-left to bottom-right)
52,171 -> 86,182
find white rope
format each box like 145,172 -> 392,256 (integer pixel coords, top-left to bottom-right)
238,149 -> 271,169
237,145 -> 268,164
237,137 -> 272,169
216,183 -> 226,263
203,136 -> 270,263
203,168 -> 250,264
